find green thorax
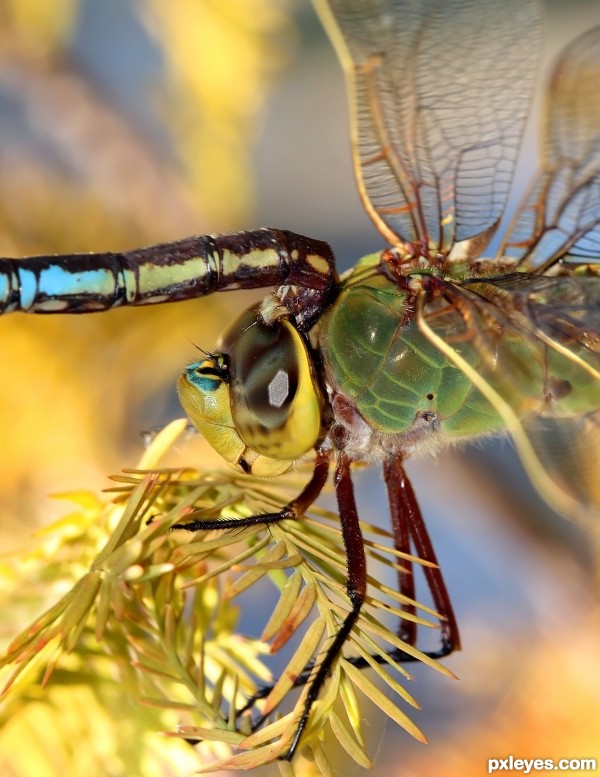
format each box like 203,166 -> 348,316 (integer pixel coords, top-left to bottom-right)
318,254 -> 597,446
317,254 -> 501,441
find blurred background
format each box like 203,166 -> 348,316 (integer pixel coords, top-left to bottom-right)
0,0 -> 599,775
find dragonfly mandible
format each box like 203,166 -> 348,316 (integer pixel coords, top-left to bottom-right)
2,0 -> 600,762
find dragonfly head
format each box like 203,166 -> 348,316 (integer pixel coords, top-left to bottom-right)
177,305 -> 324,477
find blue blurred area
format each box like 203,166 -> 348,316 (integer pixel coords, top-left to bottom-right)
72,0 -> 170,151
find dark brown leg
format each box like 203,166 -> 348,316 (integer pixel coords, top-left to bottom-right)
171,447 -> 330,532
383,457 -> 417,646
282,452 -> 367,761
234,453 -> 458,734
384,454 -> 460,655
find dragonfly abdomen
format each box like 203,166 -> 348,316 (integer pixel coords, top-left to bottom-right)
0,229 -> 336,327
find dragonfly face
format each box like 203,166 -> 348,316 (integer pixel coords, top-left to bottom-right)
178,303 -> 324,476
1,0 -> 600,764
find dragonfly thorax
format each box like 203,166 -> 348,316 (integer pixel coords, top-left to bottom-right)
317,260 -> 508,461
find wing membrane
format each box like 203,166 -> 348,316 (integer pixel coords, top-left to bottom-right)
417,273 -> 600,522
523,411 -> 600,513
315,0 -> 541,253
501,26 -> 600,270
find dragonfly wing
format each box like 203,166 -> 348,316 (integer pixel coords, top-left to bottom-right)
522,411 -> 600,515
485,272 -> 600,379
416,273 -> 600,523
501,25 -> 600,270
314,0 -> 541,253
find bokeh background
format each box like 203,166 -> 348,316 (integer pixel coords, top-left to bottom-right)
1,1 -> 599,775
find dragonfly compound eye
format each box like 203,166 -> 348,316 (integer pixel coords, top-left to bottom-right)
177,307 -> 323,476
224,309 -> 323,461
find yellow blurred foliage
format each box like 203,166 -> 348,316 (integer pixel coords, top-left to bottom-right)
144,0 -> 296,226
0,0 -> 78,60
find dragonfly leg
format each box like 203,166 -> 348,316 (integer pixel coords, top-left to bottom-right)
180,450 -> 366,759
233,455 -> 458,745
140,421 -> 196,448
171,447 -> 330,532
270,456 -> 459,684
383,456 -> 417,647
382,454 -> 460,657
280,451 -> 367,761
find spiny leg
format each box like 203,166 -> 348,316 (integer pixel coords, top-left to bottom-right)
171,447 -> 330,532
383,456 -> 417,647
177,447 -> 330,752
383,454 -> 460,658
236,454 -> 458,726
345,456 -> 459,665
180,449 -> 366,758
281,451 -> 367,761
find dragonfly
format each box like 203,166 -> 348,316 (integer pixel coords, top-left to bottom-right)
1,0 -> 600,762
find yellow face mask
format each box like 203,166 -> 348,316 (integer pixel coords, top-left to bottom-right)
177,306 -> 323,477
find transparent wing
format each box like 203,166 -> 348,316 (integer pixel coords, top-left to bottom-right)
501,25 -> 600,270
314,0 -> 541,254
523,411 -> 600,514
417,271 -> 600,523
